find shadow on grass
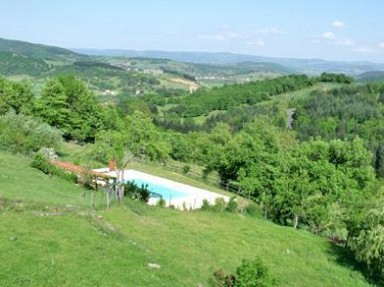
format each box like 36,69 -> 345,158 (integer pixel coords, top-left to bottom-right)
328,243 -> 382,286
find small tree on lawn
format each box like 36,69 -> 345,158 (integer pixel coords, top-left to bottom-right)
92,130 -> 132,203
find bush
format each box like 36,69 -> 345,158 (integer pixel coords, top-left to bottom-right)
156,198 -> 166,207
209,257 -> 277,287
124,181 -> 151,203
0,110 -> 62,154
226,196 -> 238,213
31,152 -> 52,174
201,199 -> 212,211
213,197 -> 226,212
182,164 -> 190,174
31,152 -> 77,183
235,258 -> 277,287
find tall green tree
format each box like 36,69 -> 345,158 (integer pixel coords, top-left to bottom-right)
350,203 -> 384,282
125,110 -> 171,162
34,75 -> 104,142
0,78 -> 34,115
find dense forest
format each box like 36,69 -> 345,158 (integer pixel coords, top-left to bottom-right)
1,72 -> 384,284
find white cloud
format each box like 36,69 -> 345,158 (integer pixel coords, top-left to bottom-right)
322,32 -> 355,46
332,21 -> 345,28
323,32 -> 336,40
379,43 -> 384,49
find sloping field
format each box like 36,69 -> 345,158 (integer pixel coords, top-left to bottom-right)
0,151 -> 370,286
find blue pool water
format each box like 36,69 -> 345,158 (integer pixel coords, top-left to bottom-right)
126,178 -> 188,199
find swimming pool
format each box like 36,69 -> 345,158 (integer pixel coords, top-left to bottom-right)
126,178 -> 188,200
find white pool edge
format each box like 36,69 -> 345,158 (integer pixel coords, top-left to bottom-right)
95,168 -> 230,210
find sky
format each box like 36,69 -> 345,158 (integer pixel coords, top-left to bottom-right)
1,0 -> 383,62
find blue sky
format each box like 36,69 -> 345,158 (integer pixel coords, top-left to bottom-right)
1,0 -> 383,62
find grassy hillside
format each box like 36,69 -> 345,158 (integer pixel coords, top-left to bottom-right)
0,151 -> 371,286
0,37 -> 287,91
0,37 -> 80,61
356,71 -> 384,83
0,51 -> 52,77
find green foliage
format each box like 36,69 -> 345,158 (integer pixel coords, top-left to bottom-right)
156,197 -> 166,207
210,258 -> 277,287
168,75 -> 312,118
0,77 -> 34,115
125,110 -> 171,161
124,181 -> 151,203
182,164 -> 190,174
34,75 -> 104,142
201,199 -> 212,210
204,117 -> 376,236
226,196 -> 238,213
317,72 -> 354,84
0,37 -> 78,61
350,204 -> 384,282
0,110 -> 62,153
213,197 -> 227,212
30,152 -> 52,174
292,82 -> 384,178
92,129 -> 127,167
0,51 -> 51,76
0,150 -> 375,287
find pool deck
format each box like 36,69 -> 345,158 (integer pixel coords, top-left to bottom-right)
93,168 -> 230,210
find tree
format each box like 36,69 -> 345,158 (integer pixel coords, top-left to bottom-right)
0,78 -> 34,115
125,110 -> 171,162
92,130 -> 129,202
34,75 -> 104,141
350,204 -> 384,282
34,77 -> 71,132
374,144 -> 384,178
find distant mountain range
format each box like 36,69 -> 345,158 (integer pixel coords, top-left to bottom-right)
73,48 -> 384,76
1,37 -> 384,82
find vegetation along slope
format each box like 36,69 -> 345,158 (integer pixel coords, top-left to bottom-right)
1,38 -> 384,286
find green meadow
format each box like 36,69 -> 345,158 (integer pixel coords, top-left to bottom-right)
0,151 -> 370,286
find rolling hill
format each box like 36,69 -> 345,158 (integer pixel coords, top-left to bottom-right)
0,37 -> 82,61
356,70 -> 384,83
74,48 -> 384,75
0,37 -> 289,90
0,150 -> 372,286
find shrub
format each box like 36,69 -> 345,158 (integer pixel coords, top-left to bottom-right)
0,110 -> 62,154
31,152 -> 52,174
201,199 -> 212,211
234,258 -> 277,287
209,257 -> 277,287
226,196 -> 238,213
182,164 -> 190,174
31,152 -> 77,183
156,198 -> 166,207
213,197 -> 226,212
124,181 -> 151,203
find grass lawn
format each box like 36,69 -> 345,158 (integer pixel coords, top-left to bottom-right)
0,151 -> 371,286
